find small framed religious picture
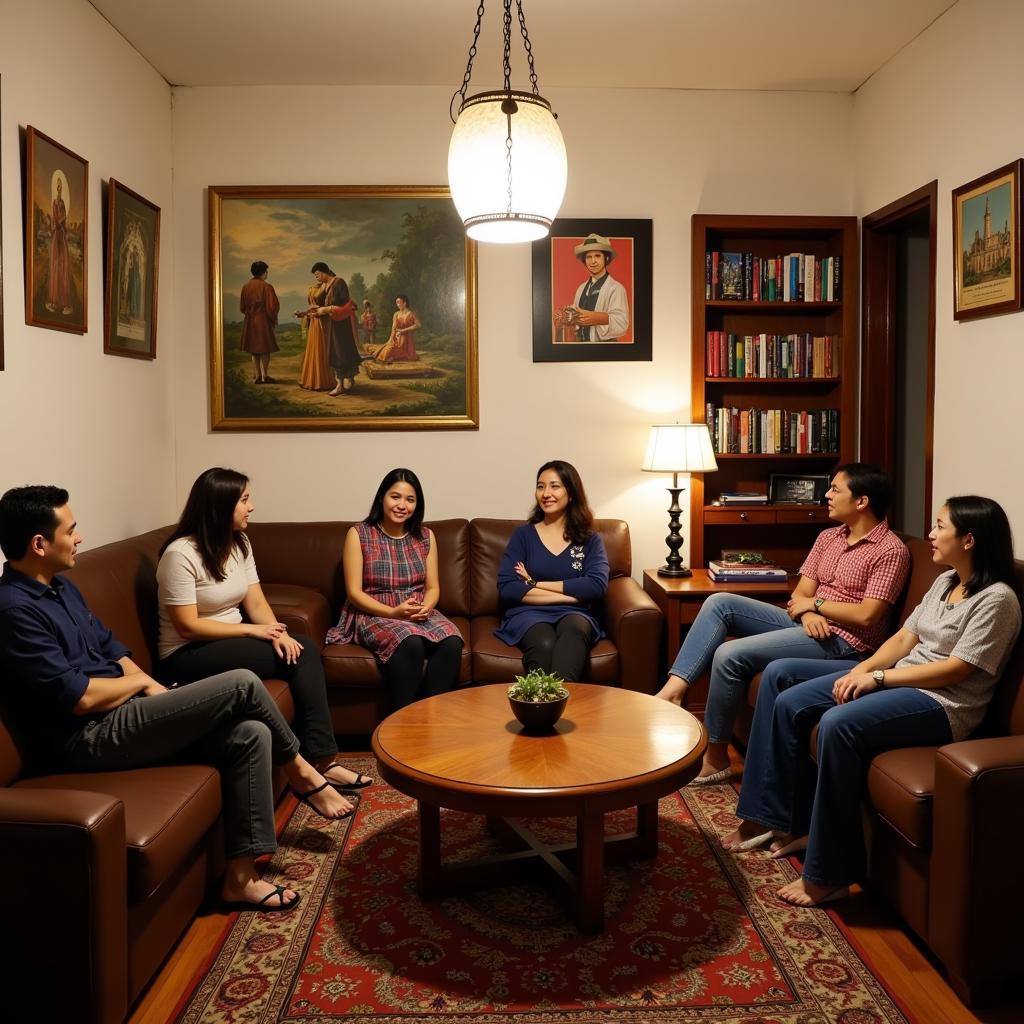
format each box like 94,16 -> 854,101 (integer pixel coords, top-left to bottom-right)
104,179 -> 160,359
24,126 -> 88,334
531,217 -> 652,362
952,159 -> 1022,321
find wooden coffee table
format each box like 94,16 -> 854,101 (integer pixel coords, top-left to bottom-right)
372,683 -> 705,931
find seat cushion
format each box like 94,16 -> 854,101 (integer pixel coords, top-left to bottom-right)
866,746 -> 939,850
16,764 -> 222,902
470,616 -> 619,684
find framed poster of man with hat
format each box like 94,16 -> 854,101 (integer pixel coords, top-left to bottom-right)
531,217 -> 652,362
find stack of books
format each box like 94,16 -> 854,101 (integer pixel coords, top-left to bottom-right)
718,491 -> 768,505
708,553 -> 788,583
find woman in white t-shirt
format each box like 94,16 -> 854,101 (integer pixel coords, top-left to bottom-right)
157,468 -> 371,791
720,495 -> 1021,907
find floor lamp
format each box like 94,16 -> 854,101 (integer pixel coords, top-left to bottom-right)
642,423 -> 718,578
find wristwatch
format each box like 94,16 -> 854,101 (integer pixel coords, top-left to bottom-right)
871,669 -> 886,687
525,577 -> 537,589
814,597 -> 825,611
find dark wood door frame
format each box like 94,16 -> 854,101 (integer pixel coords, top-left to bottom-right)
861,181 -> 937,537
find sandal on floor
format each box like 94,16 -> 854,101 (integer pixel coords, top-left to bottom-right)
323,762 -> 373,790
290,780 -> 356,820
724,829 -> 775,852
222,884 -> 301,913
687,766 -> 733,787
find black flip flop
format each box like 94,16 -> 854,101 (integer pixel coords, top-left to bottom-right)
221,884 -> 301,914
323,762 -> 374,791
290,780 -> 356,820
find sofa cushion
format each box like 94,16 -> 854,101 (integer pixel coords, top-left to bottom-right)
15,764 -> 222,901
469,616 -> 619,684
866,746 -> 938,850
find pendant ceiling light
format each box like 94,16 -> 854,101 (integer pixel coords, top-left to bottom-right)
448,0 -> 567,244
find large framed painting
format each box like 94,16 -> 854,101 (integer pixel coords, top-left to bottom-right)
531,217 -> 652,362
952,159 -> 1022,321
0,77 -> 4,370
24,126 -> 88,334
209,185 -> 478,431
104,179 -> 160,360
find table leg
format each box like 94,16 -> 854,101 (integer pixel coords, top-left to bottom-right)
576,811 -> 604,933
636,801 -> 659,858
417,801 -> 442,897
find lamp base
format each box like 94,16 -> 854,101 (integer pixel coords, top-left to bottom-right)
657,565 -> 692,579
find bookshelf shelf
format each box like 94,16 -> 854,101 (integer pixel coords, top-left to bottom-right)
691,214 -> 859,571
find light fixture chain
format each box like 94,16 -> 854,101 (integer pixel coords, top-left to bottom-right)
450,0 -> 487,123
502,0 -> 513,93
515,0 -> 540,95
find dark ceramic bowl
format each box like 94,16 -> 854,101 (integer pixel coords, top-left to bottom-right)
508,693 -> 569,733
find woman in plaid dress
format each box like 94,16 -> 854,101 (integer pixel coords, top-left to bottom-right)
327,468 -> 462,709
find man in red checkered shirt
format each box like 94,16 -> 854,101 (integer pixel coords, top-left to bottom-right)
656,464 -> 909,783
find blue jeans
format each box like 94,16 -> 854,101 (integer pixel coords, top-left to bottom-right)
667,592 -> 862,743
736,665 -> 953,887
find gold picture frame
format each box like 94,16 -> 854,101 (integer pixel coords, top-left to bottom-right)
208,185 -> 478,431
952,159 -> 1022,321
24,126 -> 88,334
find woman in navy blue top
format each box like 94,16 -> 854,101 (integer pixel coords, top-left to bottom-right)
495,460 -> 610,680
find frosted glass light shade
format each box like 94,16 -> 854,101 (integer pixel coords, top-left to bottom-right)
448,90 -> 567,244
642,424 -> 719,473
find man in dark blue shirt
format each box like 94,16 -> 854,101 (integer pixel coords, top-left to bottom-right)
0,485 -> 355,912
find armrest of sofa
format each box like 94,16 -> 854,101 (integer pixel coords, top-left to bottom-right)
1,787 -> 129,1024
604,576 -> 663,693
262,583 -> 332,644
929,735 -> 1024,1003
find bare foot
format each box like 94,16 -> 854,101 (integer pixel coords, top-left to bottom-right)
777,877 -> 849,907
769,833 -> 808,859
655,675 -> 688,706
222,876 -> 299,909
721,821 -> 773,851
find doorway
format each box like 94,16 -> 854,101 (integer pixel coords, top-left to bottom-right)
860,182 -> 937,538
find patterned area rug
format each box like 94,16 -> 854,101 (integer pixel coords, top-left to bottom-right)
173,760 -> 909,1024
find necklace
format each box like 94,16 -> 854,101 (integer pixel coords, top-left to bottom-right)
945,582 -> 968,609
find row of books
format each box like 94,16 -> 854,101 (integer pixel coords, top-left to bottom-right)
705,251 -> 841,302
708,558 -> 788,582
706,404 -> 840,454
706,332 -> 840,379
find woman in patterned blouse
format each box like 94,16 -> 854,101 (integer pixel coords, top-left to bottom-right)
327,468 -> 462,710
495,460 -> 610,681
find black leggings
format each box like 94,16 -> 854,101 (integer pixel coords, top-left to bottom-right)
160,635 -> 338,762
382,635 -> 463,711
520,614 -> 593,681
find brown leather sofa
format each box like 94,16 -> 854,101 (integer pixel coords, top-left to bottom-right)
735,536 -> 1024,1006
1,517 -> 659,1024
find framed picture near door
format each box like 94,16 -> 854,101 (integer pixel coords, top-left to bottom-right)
952,159 -> 1022,321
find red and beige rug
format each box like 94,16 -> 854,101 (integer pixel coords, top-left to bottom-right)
173,761 -> 909,1023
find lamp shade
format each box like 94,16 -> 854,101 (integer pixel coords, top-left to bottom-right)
448,90 -> 567,244
642,423 -> 719,474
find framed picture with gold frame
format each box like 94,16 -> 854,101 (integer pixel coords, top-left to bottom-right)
104,179 -> 160,360
24,126 -> 88,334
952,159 -> 1022,321
208,185 -> 478,431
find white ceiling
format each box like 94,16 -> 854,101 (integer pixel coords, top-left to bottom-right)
88,0 -> 958,93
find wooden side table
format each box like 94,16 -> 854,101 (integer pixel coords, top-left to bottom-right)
642,569 -> 797,717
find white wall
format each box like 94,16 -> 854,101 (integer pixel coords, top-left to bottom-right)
853,0 -> 1024,539
170,84 -> 854,573
0,0 -> 175,549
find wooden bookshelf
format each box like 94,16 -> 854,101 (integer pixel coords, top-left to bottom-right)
690,214 -> 859,571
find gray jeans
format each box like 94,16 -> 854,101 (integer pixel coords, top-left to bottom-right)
65,670 -> 301,859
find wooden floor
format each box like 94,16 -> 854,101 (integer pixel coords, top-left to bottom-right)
127,752 -> 1024,1024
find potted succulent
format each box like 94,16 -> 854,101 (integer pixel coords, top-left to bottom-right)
507,669 -> 570,732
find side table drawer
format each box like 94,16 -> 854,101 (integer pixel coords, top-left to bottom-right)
776,506 -> 831,524
704,508 -> 776,526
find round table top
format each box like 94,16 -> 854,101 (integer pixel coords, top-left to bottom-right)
372,683 -> 705,815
